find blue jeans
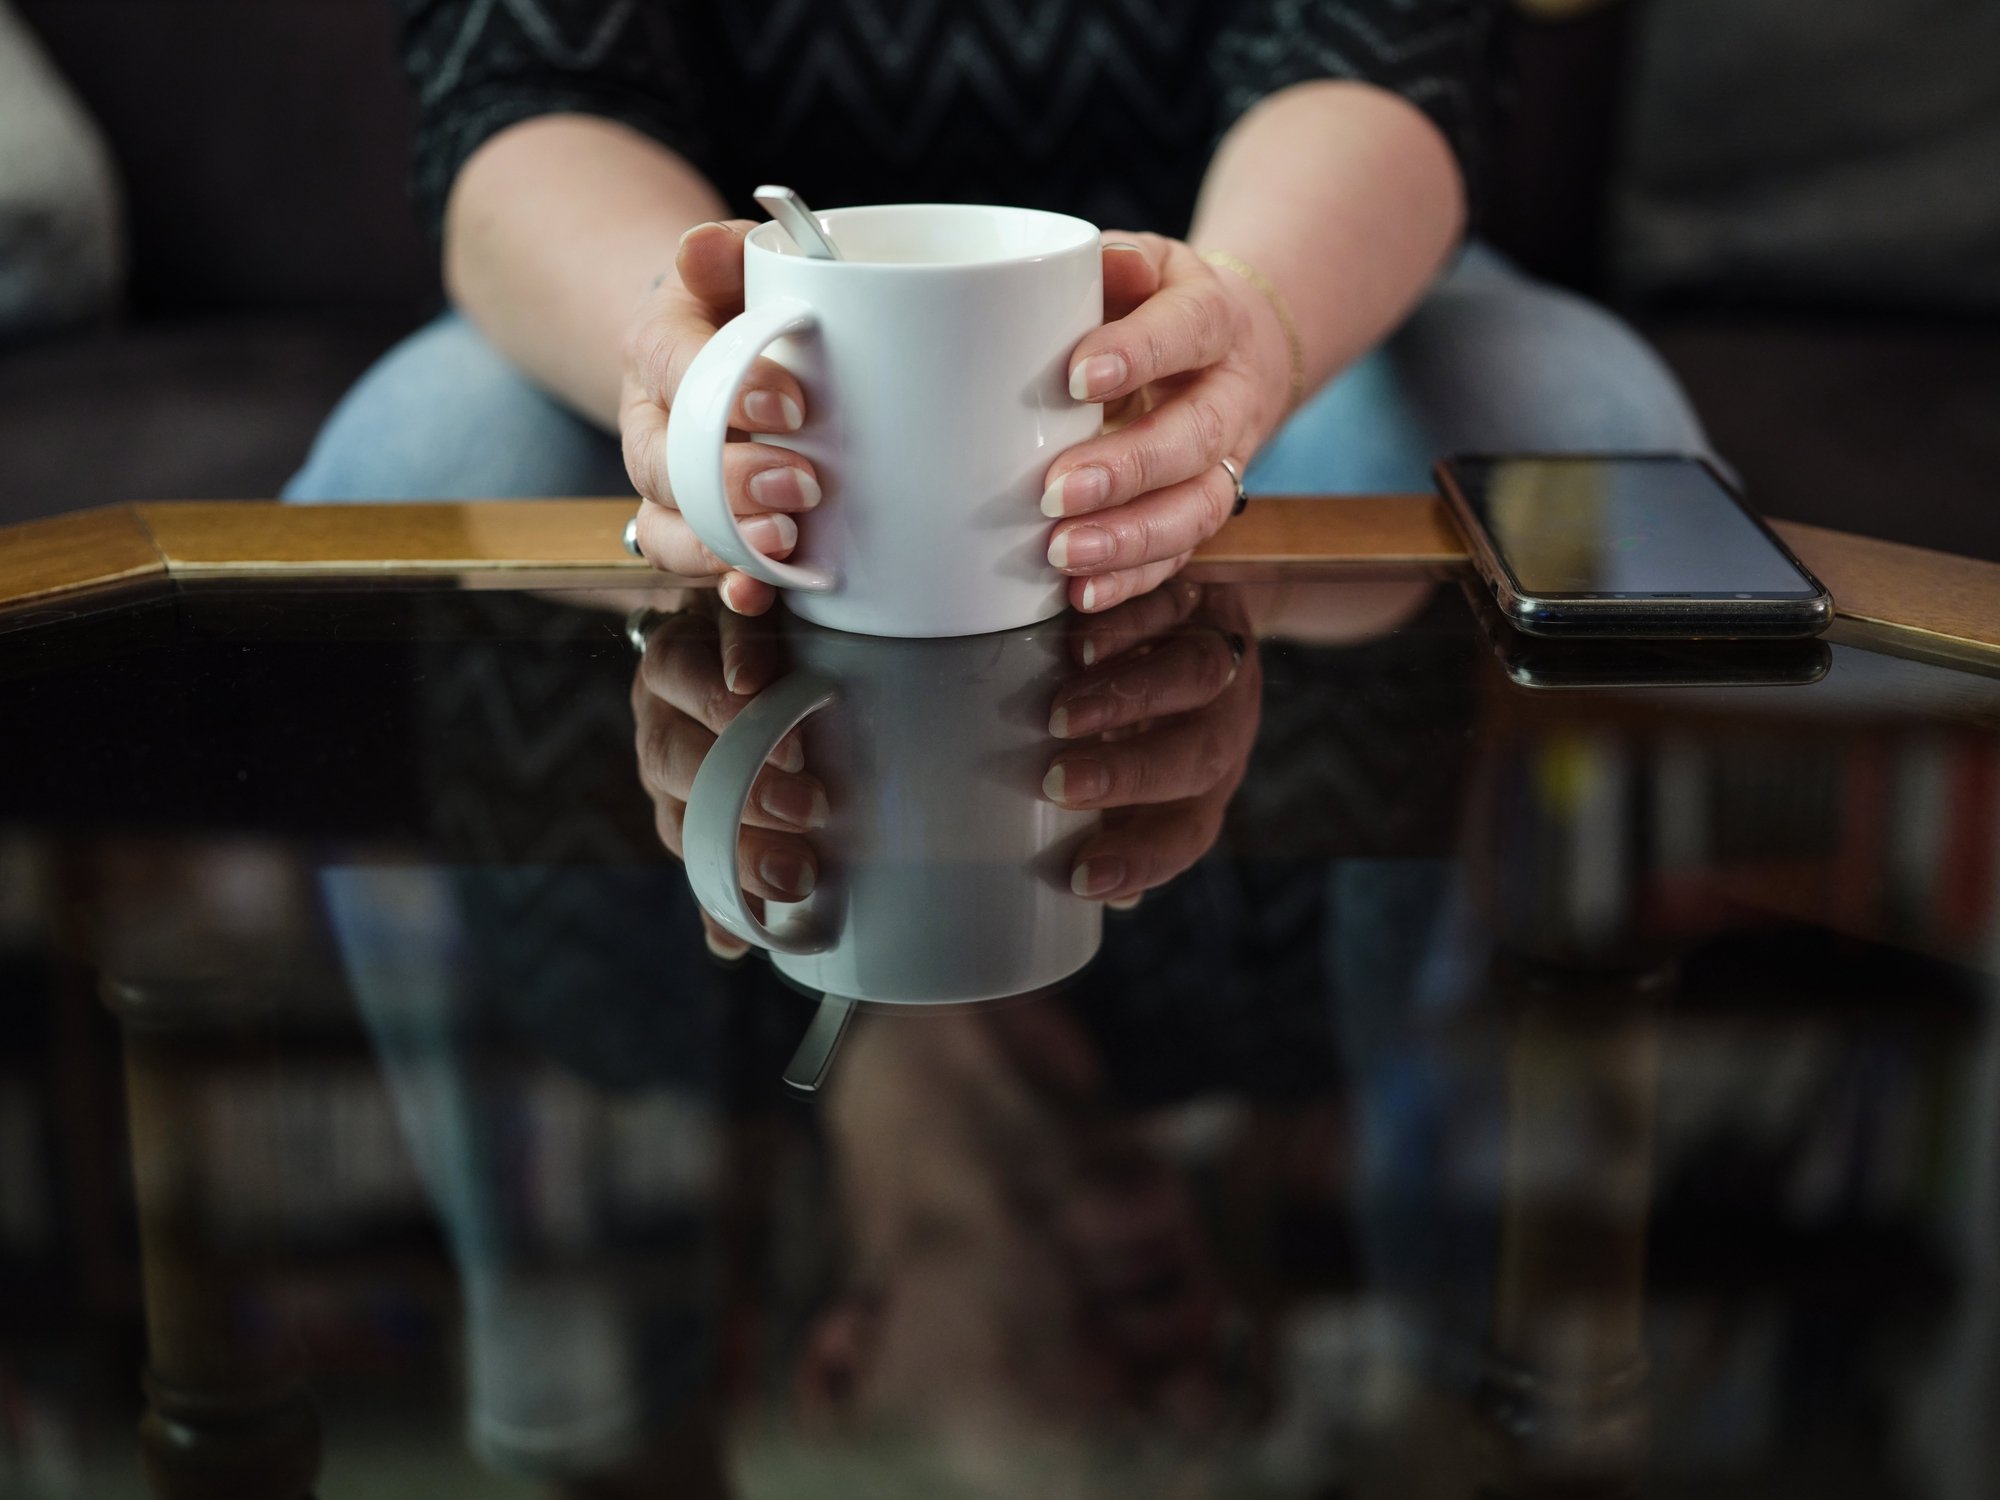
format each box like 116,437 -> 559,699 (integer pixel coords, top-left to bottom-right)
285,245 -> 1709,502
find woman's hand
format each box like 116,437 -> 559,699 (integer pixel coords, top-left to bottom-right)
621,221 -> 823,617
1043,581 -> 1263,901
629,597 -> 825,958
1043,235 -> 1295,613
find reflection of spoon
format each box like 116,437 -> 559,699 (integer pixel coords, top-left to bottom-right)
783,992 -> 853,1095
754,184 -> 843,261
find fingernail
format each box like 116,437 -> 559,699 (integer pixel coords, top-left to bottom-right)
743,389 -> 805,431
1106,893 -> 1143,912
1043,756 -> 1107,804
705,928 -> 750,961
1049,694 -> 1108,739
1080,578 -> 1103,610
741,512 -> 798,555
677,221 -> 723,251
1041,465 -> 1111,518
1081,636 -> 1099,666
1069,353 -> 1129,402
722,644 -> 746,694
749,465 -> 821,509
759,848 -> 816,898
758,778 -> 829,830
1072,856 -> 1128,898
772,736 -> 805,775
1048,525 -> 1113,571
1103,241 -> 1145,256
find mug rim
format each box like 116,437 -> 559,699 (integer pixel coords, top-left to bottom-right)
745,202 -> 1100,271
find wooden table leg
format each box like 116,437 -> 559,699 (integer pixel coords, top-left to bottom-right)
103,975 -> 323,1500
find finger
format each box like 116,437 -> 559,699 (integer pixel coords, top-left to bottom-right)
1068,794 -> 1232,901
634,702 -> 826,828
718,571 -> 779,617
1066,247 -> 1236,403
1067,579 -> 1205,667
1048,629 -> 1244,740
1042,681 -> 1258,810
701,910 -> 752,963
1042,373 -> 1242,518
1101,235 -> 1163,321
1050,460 -> 1234,578
1070,553 -> 1197,614
640,624 -> 806,765
624,380 -> 810,512
717,604 -> 781,697
630,496 -> 798,579
674,219 -> 757,310
623,314 -> 804,435
650,795 -> 819,901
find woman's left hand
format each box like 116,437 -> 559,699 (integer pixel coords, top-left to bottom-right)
1043,233 -> 1295,613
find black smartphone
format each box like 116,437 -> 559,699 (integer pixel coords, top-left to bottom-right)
1461,580 -> 1832,689
1434,453 -> 1833,638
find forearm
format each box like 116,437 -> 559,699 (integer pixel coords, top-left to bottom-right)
443,114 -> 728,429
1190,79 -> 1466,405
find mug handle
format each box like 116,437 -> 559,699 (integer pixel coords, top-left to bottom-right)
665,296 -> 837,594
683,667 -> 840,955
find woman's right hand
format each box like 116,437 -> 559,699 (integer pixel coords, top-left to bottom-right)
621,220 -> 824,617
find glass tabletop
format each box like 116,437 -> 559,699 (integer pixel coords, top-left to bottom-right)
1,571 -> 1996,1499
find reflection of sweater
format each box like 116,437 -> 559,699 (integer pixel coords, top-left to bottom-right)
396,0 -> 1498,238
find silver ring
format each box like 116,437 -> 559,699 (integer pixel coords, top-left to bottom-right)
622,514 -> 644,559
1220,456 -> 1248,516
624,606 -> 662,652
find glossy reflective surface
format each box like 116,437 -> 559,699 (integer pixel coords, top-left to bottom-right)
1,573 -> 1996,1499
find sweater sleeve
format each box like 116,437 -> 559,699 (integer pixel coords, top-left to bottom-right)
395,0 -> 713,240
1212,0 -> 1502,216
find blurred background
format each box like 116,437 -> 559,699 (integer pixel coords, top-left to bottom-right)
0,0 -> 1996,558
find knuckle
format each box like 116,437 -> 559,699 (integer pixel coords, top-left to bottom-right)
625,318 -> 682,396
1180,291 -> 1222,360
1192,643 -> 1232,701
1191,725 -> 1233,789
1184,393 -> 1230,466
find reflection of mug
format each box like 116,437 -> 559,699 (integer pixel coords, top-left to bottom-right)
683,619 -> 1103,1020
666,203 -> 1103,639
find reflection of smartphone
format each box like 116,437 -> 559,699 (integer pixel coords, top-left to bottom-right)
1435,453 -> 1833,638
1462,580 -> 1832,689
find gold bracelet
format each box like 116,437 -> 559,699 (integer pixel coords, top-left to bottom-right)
1200,249 -> 1307,412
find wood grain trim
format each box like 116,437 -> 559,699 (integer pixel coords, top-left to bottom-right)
1774,520 -> 2000,658
1198,494 -> 1466,563
132,500 -> 639,572
0,507 -> 167,608
4,501 -> 1997,664
128,494 -> 1467,572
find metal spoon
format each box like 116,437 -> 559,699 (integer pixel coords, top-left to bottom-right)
754,184 -> 843,261
782,992 -> 854,1095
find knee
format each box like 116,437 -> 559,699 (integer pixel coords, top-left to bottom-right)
285,314 -> 630,502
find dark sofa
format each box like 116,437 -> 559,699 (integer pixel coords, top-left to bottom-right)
5,0 -> 1997,563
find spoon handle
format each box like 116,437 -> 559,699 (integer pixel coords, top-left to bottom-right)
782,993 -> 855,1095
754,184 -> 843,261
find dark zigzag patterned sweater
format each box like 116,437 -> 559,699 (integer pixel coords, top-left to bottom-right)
396,0 -> 1499,240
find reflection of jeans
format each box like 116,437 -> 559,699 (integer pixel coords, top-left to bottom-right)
284,244 -> 1708,502
323,865 -> 723,1480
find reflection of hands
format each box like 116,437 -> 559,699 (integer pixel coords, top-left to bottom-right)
1042,581 -> 1261,902
630,597 -> 822,958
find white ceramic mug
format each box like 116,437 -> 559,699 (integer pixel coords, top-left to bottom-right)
665,203 -> 1103,638
682,619 -> 1103,1032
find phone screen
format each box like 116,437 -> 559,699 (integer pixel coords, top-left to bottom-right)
1450,455 -> 1821,599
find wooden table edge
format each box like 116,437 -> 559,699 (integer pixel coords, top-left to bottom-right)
4,499 -> 1996,660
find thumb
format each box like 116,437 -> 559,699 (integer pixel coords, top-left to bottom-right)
674,219 -> 759,315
